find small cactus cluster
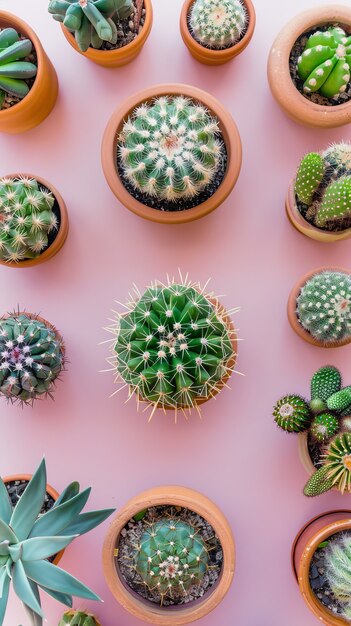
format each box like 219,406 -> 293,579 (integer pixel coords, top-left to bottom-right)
297,27 -> 351,99
118,96 -> 225,205
296,270 -> 351,345
59,611 -> 101,626
189,0 -> 248,50
0,312 -> 65,405
132,518 -> 210,604
0,176 -> 58,263
48,0 -> 133,52
324,535 -> 351,621
107,275 -> 237,419
295,142 -> 351,231
0,28 -> 37,105
273,366 -> 351,496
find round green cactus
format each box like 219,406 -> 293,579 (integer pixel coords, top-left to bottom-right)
310,413 -> 339,443
296,270 -> 351,344
273,394 -> 311,432
0,28 -> 37,103
315,176 -> 351,229
297,27 -> 351,98
133,518 -> 209,602
324,142 -> 351,176
189,0 -> 247,50
323,432 -> 351,494
0,312 -> 65,405
59,611 -> 100,626
295,152 -> 325,205
324,535 -> 351,620
118,95 -> 225,204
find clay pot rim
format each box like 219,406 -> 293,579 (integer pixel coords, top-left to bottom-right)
101,83 -> 242,224
180,0 -> 256,62
102,485 -> 235,625
287,266 -> 351,348
0,173 -> 69,268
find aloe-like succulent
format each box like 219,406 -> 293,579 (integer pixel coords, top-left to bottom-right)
59,610 -> 100,625
0,28 -> 37,105
324,535 -> 351,621
0,459 -> 114,626
189,0 -> 247,50
273,395 -> 311,432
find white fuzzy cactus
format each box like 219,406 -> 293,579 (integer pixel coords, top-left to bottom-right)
189,0 -> 248,50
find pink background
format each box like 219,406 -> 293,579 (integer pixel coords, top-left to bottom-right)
1,0 -> 351,624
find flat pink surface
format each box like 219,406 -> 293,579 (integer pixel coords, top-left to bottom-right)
1,0 -> 351,624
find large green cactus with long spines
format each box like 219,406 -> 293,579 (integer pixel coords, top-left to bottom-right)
0,28 -> 37,104
324,535 -> 351,621
48,0 -> 133,52
133,518 -> 209,603
273,395 -> 311,432
0,312 -> 65,405
59,611 -> 101,626
297,27 -> 351,98
189,0 -> 247,50
0,176 -> 58,263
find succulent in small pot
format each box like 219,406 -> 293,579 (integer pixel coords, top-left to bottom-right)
59,610 -> 102,625
48,0 -> 153,68
102,486 -> 235,625
180,0 -> 255,66
267,6 -> 351,128
101,84 -> 242,223
105,274 -> 238,420
287,267 -> 351,348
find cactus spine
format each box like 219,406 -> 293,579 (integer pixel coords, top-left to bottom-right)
189,0 -> 248,50
273,395 -> 311,432
0,28 -> 37,103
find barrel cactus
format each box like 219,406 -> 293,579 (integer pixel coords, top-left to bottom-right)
59,611 -> 101,626
0,312 -> 65,405
0,28 -> 37,105
310,413 -> 339,443
48,0 -> 133,52
324,536 -> 351,621
273,394 -> 311,432
0,176 -> 58,263
118,95 -> 225,204
189,0 -> 248,50
107,276 -> 236,418
296,270 -> 351,345
297,27 -> 351,98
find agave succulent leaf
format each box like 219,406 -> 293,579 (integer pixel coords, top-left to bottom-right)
37,584 -> 72,607
53,482 -> 80,508
0,567 -> 8,597
23,578 -> 42,626
29,488 -> 91,538
0,480 -> 12,525
0,518 -> 18,544
0,573 -> 10,626
56,509 -> 115,536
10,459 -> 46,540
24,559 -> 101,601
9,535 -> 77,562
12,560 -> 43,617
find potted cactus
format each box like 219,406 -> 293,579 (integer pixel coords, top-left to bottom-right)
0,11 -> 58,133
0,174 -> 68,267
101,84 -> 242,223
105,274 -> 238,419
48,0 -> 153,68
287,267 -> 351,348
0,458 -> 114,626
286,142 -> 351,242
59,610 -> 101,625
180,0 -> 255,66
267,6 -> 351,128
102,486 -> 235,625
0,311 -> 66,405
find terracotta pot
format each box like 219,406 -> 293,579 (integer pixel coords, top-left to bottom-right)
0,11 -> 58,134
101,84 -> 242,224
287,266 -> 351,348
0,173 -> 69,268
292,513 -> 351,625
180,0 -> 255,66
102,486 -> 235,625
61,610 -> 102,626
267,5 -> 351,128
60,0 -> 153,68
3,473 -> 64,565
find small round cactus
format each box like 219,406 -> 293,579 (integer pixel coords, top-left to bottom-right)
59,611 -> 101,626
323,432 -> 351,494
296,270 -> 351,345
273,395 -> 311,432
297,27 -> 351,98
0,28 -> 37,104
324,535 -> 351,620
189,0 -> 248,50
310,413 -> 339,443
0,312 -> 65,405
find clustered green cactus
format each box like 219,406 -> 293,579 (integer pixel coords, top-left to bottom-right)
0,28 -> 37,105
0,459 -> 114,626
324,535 -> 351,621
297,27 -> 351,98
189,0 -> 247,50
0,312 -> 65,405
295,142 -> 351,231
59,610 -> 101,626
0,177 -> 58,263
118,96 -> 225,204
48,0 -> 133,52
296,270 -> 351,345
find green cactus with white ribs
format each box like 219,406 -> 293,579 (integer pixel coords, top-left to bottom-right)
107,275 -> 236,418
189,0 -> 247,50
273,395 -> 311,432
48,0 -> 133,52
310,365 -> 342,413
59,610 -> 101,625
0,177 -> 58,263
133,518 -> 209,603
297,27 -> 351,98
0,28 -> 37,105
296,270 -> 351,345
0,312 -> 65,405
324,535 -> 351,621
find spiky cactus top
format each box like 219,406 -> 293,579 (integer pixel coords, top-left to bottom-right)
297,27 -> 351,98
0,312 -> 65,405
324,535 -> 351,622
59,611 -> 101,626
0,28 -> 37,105
296,270 -> 351,345
273,395 -> 311,432
118,96 -> 225,204
108,276 -> 236,417
48,0 -> 133,52
189,0 -> 247,50
0,177 -> 58,263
